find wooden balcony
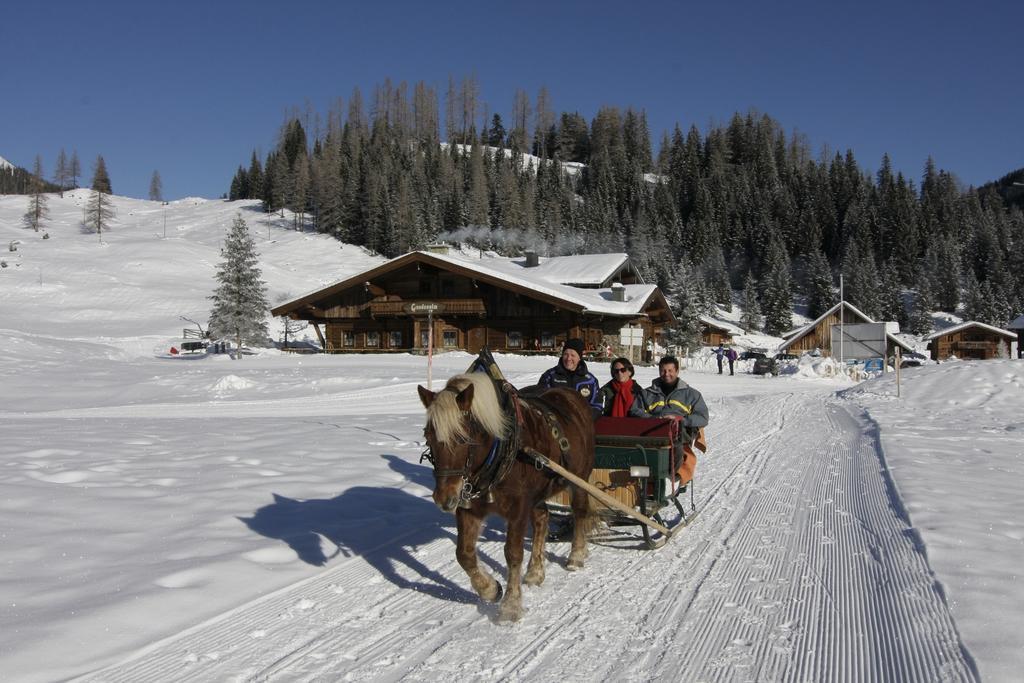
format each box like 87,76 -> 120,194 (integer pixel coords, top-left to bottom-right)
369,298 -> 487,317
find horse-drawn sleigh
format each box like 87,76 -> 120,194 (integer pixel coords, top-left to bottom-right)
417,350 -> 704,620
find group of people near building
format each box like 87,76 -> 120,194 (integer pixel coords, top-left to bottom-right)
538,338 -> 709,486
714,343 -> 739,375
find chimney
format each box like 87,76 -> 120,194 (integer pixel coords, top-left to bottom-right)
611,282 -> 626,302
524,250 -> 539,267
425,242 -> 449,255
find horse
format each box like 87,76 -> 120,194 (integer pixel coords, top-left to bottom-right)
418,372 -> 595,621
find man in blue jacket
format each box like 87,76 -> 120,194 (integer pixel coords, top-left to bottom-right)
538,338 -> 602,418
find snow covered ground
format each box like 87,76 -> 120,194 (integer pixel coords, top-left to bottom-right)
1,192 -> 1021,682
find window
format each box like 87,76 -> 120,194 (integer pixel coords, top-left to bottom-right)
507,331 -> 522,349
443,329 -> 458,348
366,331 -> 379,348
541,332 -> 555,348
343,331 -> 355,347
420,329 -> 430,348
389,331 -> 402,348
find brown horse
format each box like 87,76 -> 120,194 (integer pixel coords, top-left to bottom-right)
418,373 -> 595,621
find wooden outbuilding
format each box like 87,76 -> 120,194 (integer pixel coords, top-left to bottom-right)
777,301 -> 914,357
700,316 -> 742,346
271,248 -> 674,356
923,321 -> 1016,361
1008,314 -> 1024,359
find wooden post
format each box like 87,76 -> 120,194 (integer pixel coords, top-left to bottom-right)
311,322 -> 327,352
896,347 -> 901,398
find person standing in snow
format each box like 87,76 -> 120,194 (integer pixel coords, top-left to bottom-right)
726,347 -> 738,375
537,338 -> 602,418
598,357 -> 649,417
714,343 -> 725,374
643,355 -> 709,485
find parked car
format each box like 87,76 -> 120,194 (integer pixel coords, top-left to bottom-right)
739,350 -> 767,361
899,351 -> 928,368
752,356 -> 778,375
773,352 -> 799,361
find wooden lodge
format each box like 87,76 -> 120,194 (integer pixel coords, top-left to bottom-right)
271,248 -> 674,357
778,301 -> 913,358
924,322 -> 1016,361
700,316 -> 741,346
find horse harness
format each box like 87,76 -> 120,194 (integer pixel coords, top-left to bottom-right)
421,382 -> 572,508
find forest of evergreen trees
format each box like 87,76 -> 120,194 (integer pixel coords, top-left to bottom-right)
0,164 -> 60,195
227,78 -> 1024,338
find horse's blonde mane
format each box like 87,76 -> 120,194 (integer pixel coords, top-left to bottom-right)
426,373 -> 510,444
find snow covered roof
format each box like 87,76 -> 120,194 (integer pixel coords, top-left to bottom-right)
923,321 -> 1017,341
514,252 -> 634,287
700,315 -> 744,335
273,250 -> 667,320
0,154 -> 14,171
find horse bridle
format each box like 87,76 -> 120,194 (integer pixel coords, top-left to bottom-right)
422,382 -> 524,508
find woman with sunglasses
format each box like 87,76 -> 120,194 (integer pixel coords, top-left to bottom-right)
597,357 -> 649,417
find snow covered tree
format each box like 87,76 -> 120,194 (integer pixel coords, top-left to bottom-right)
149,170 -> 163,201
760,240 -> 793,336
802,248 -> 834,319
739,271 -> 762,332
208,215 -> 270,356
23,156 -> 49,232
908,276 -> 935,336
662,259 -> 704,354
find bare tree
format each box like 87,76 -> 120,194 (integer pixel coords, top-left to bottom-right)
83,156 -> 115,239
149,170 -> 163,201
24,156 -> 49,232
70,150 -> 81,189
53,148 -> 69,198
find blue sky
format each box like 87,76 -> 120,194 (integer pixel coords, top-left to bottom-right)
2,0 -> 1020,200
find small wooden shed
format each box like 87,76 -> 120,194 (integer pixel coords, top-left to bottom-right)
777,301 -> 913,358
700,316 -> 741,346
1008,314 -> 1024,359
924,321 -> 1016,361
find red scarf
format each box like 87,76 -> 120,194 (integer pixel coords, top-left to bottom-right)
610,379 -> 635,417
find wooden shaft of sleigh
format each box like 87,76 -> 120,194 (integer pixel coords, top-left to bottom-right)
522,446 -> 673,538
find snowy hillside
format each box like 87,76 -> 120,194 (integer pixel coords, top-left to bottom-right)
0,153 -> 15,171
0,191 -> 1021,682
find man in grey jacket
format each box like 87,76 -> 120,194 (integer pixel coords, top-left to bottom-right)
644,355 -> 709,485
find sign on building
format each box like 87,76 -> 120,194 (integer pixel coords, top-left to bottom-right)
619,326 -> 644,345
831,322 -> 887,360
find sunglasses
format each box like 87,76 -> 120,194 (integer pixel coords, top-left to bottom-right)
612,367 -> 629,374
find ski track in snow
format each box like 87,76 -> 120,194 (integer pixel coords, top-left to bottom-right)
75,392 -> 978,682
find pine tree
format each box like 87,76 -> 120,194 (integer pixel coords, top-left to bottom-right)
740,272 -> 762,332
877,264 -> 906,327
908,276 -> 935,336
149,170 -> 163,201
208,215 -> 270,355
804,248 -> 835,319
83,188 -> 115,239
83,158 -> 115,239
760,240 -> 793,336
23,156 -> 49,232
662,259 -> 703,354
91,156 -> 112,194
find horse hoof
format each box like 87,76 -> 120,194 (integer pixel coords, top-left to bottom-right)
483,582 -> 503,603
566,559 -> 583,571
